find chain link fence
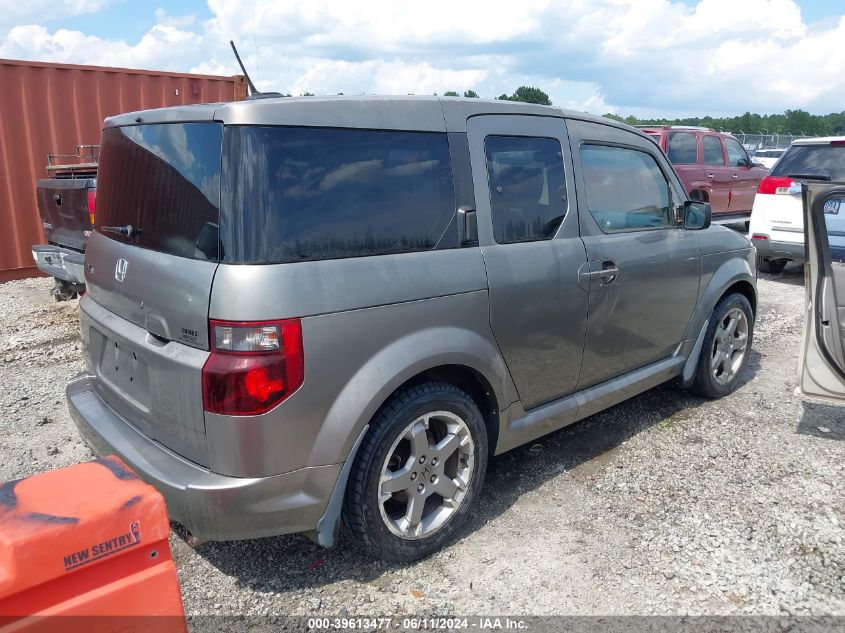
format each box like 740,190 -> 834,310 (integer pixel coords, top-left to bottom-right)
732,133 -> 815,151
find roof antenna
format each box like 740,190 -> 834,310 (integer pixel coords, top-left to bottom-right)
230,40 -> 259,96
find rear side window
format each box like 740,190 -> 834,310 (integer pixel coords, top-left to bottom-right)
97,123 -> 223,261
772,145 -> 845,181
484,136 -> 567,243
667,132 -> 697,164
702,136 -> 726,165
580,144 -> 672,233
221,127 -> 456,263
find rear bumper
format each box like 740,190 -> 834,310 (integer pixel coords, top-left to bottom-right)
66,373 -> 341,541
31,245 -> 85,286
750,236 -> 805,261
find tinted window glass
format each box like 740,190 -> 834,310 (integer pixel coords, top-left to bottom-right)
667,132 -> 697,164
726,138 -> 748,165
580,144 -> 673,233
702,136 -> 725,165
221,127 -> 456,263
772,145 -> 845,181
97,123 -> 222,261
484,136 -> 567,243
824,196 -> 845,262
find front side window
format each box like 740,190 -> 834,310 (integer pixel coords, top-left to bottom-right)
580,144 -> 673,233
667,132 -> 697,164
221,127 -> 457,263
702,136 -> 726,165
484,136 -> 567,243
726,138 -> 749,166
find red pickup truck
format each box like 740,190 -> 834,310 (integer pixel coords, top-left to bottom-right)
639,126 -> 768,223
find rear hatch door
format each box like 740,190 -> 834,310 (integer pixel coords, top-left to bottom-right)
765,142 -> 845,237
84,120 -> 223,466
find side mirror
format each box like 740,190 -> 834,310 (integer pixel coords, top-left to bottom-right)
683,200 -> 711,230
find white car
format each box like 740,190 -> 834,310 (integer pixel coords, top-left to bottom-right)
752,148 -> 785,169
749,136 -> 845,273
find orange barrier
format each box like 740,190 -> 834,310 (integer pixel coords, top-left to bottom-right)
0,456 -> 186,633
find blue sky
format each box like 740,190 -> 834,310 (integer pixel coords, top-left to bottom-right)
1,0 -> 843,118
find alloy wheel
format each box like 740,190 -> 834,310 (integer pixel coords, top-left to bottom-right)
711,307 -> 749,386
378,411 -> 475,540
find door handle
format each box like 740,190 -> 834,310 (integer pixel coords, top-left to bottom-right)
588,261 -> 619,286
732,174 -> 738,179
707,173 -> 715,179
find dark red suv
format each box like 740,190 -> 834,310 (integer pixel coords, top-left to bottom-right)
640,126 -> 768,221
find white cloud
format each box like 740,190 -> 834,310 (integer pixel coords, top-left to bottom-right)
0,0 -> 109,30
0,23 -> 203,70
1,0 -> 843,117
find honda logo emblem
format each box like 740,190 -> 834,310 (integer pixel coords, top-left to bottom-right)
114,258 -> 129,282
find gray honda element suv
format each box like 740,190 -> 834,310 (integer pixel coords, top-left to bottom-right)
68,96 -> 756,561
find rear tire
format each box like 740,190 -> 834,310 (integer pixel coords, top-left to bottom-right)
756,256 -> 787,274
52,279 -> 78,302
691,293 -> 754,399
342,382 -> 488,562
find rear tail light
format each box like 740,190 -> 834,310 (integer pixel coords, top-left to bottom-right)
86,189 -> 96,227
202,319 -> 304,416
757,176 -> 794,195
830,140 -> 845,146
751,234 -> 769,241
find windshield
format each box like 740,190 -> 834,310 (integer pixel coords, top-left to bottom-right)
771,145 -> 845,181
97,123 -> 223,261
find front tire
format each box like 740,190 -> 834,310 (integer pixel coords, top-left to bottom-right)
691,293 -> 754,398
342,382 -> 488,562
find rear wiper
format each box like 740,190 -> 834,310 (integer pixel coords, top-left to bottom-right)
788,173 -> 832,182
101,224 -> 143,238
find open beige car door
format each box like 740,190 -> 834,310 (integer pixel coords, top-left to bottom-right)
799,181 -> 845,402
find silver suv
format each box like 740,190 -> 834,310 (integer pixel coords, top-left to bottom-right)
68,96 -> 757,561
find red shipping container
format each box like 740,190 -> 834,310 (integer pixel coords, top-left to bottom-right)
0,58 -> 247,283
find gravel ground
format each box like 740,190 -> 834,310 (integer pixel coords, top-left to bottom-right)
0,269 -> 843,620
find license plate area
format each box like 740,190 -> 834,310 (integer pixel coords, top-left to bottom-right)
97,336 -> 152,410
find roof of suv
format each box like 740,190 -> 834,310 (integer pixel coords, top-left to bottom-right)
636,125 -> 717,133
791,136 -> 845,146
102,94 -> 641,136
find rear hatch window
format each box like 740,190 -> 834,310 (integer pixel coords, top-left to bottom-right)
772,144 -> 845,181
97,123 -> 223,261
220,127 -> 457,263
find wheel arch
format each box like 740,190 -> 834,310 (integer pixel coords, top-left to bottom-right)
680,257 -> 757,387
311,342 -> 509,549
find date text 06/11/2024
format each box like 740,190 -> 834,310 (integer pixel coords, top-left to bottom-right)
307,618 -> 529,630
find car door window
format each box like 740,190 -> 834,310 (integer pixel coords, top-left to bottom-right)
726,138 -> 748,166
579,144 -> 673,233
702,136 -> 726,165
667,132 -> 697,164
824,195 -> 845,262
484,136 -> 567,243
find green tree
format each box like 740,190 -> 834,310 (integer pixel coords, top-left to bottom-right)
443,90 -> 460,97
602,113 -> 625,123
498,86 -> 552,105
463,89 -> 479,98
